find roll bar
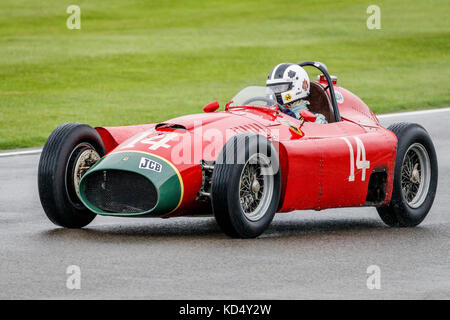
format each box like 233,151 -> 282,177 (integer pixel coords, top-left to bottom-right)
298,61 -> 341,122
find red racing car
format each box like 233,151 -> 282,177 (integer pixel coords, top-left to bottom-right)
38,61 -> 438,238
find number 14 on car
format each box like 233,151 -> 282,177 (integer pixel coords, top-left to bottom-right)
341,137 -> 370,182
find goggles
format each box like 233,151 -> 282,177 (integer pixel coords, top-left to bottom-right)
266,82 -> 292,94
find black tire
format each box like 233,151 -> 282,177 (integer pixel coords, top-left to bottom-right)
377,122 -> 438,227
38,123 -> 106,228
211,133 -> 281,238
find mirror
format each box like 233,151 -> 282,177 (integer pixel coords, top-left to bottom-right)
300,109 -> 317,122
203,101 -> 219,113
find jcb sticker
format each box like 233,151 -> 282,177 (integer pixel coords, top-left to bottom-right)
139,157 -> 162,173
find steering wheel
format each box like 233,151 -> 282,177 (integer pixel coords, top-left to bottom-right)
242,96 -> 277,107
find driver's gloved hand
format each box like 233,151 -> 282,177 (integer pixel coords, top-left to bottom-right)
281,108 -> 297,119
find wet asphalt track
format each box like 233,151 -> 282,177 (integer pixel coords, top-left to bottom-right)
0,110 -> 449,299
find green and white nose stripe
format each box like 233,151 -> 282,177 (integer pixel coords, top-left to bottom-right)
78,151 -> 184,217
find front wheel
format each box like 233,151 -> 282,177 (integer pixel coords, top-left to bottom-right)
211,134 -> 281,238
38,123 -> 105,228
377,123 -> 438,227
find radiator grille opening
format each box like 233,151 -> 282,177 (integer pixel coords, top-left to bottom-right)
83,170 -> 157,214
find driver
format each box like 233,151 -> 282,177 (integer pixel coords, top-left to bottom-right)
266,63 -> 327,124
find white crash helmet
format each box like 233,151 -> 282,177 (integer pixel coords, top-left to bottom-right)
266,63 -> 310,105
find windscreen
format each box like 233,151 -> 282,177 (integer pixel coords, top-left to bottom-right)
229,86 -> 277,107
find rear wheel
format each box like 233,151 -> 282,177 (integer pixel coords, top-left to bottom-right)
211,134 -> 281,238
377,123 -> 438,227
38,123 -> 105,228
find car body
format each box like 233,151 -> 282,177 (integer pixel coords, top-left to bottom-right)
38,61 -> 438,238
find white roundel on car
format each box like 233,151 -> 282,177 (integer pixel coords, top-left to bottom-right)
335,90 -> 344,104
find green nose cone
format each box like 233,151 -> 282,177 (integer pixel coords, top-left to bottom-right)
79,151 -> 183,217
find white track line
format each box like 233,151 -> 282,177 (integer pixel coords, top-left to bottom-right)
0,149 -> 43,158
377,107 -> 450,119
0,108 -> 449,157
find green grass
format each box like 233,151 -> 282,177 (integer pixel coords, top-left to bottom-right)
0,0 -> 449,149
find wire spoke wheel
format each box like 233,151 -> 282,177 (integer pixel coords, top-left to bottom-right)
72,144 -> 101,200
400,143 -> 431,208
377,123 -> 437,227
239,153 -> 274,221
212,133 -> 281,238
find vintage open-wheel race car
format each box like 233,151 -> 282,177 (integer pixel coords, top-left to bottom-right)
38,61 -> 438,238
